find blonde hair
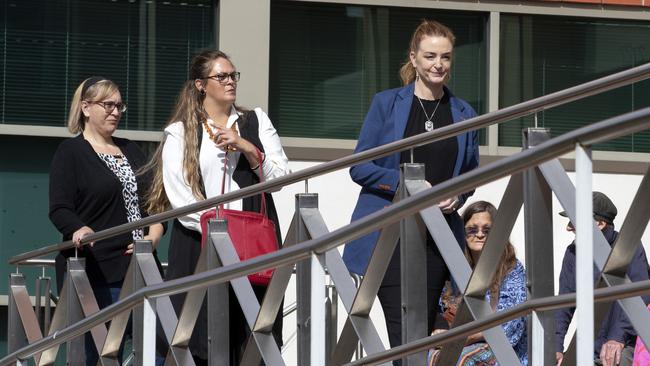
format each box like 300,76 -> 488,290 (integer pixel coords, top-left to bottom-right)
399,20 -> 456,86
67,78 -> 120,134
143,49 -> 237,214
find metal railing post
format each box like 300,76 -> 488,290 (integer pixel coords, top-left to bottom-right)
66,258 -> 88,365
575,145 -> 594,365
296,193 -> 318,366
400,163 -> 428,366
310,244 -> 327,366
8,272 -> 44,364
34,270 -> 52,335
142,297 -> 157,366
297,193 -> 328,366
207,219 -> 231,365
34,274 -> 42,335
523,128 -> 555,366
8,273 -> 28,355
351,273 -> 364,361
326,280 -> 338,365
133,240 -> 156,366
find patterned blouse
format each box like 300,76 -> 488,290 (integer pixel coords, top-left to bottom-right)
97,153 -> 144,241
440,260 -> 528,365
488,260 -> 528,365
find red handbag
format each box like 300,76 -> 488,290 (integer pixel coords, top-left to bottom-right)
200,149 -> 278,286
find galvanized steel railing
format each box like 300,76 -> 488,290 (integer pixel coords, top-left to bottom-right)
3,105 -> 650,364
348,279 -> 650,366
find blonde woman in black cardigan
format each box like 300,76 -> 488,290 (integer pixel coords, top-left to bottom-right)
49,77 -> 164,365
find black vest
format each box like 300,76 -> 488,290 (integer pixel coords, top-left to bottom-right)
198,110 -> 282,244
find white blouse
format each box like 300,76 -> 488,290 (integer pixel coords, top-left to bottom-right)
162,107 -> 290,232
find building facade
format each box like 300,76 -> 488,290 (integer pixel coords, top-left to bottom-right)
1,0 -> 649,359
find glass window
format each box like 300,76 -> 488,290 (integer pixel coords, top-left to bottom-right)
499,14 -> 650,152
0,0 -> 215,131
270,1 -> 487,142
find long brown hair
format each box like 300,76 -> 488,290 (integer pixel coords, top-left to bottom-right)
143,49 -> 235,214
67,77 -> 120,134
399,20 -> 456,86
461,201 -> 517,306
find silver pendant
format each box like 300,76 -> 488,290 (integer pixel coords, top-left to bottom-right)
424,120 -> 434,132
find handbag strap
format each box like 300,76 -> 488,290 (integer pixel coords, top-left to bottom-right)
220,146 -> 267,217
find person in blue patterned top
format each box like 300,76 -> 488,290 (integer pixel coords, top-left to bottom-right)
429,201 -> 528,366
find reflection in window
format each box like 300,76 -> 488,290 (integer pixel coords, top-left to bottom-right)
270,1 -> 487,141
0,0 -> 215,131
499,14 -> 650,152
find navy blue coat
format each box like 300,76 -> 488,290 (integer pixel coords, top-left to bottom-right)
342,83 -> 480,275
555,226 -> 650,355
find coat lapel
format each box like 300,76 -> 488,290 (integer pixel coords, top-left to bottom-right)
394,83 -> 415,142
448,87 -> 467,177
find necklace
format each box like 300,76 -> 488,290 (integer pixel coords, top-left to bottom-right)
416,95 -> 442,132
202,118 -> 238,151
85,134 -> 122,156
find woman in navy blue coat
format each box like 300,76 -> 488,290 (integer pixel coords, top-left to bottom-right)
342,20 -> 480,356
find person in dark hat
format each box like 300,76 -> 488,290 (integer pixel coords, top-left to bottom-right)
555,191 -> 649,366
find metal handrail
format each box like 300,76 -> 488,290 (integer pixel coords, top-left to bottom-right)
9,62 -> 650,265
18,259 -> 55,267
347,279 -> 650,366
17,258 -> 169,269
3,106 -> 649,364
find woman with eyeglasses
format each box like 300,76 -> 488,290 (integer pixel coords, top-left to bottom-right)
49,77 -> 165,365
428,200 -> 528,366
144,49 -> 289,364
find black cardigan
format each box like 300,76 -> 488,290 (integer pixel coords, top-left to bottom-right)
49,134 -> 152,289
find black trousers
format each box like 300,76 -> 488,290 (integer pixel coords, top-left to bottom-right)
166,219 -> 283,365
377,235 -> 450,366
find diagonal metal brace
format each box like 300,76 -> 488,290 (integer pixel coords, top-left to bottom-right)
405,180 -> 522,366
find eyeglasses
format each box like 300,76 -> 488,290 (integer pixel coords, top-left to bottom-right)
465,226 -> 491,238
87,101 -> 127,114
205,72 -> 241,84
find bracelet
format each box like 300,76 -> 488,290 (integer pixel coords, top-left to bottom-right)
251,153 -> 266,171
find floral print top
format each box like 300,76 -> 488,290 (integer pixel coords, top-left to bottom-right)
440,260 -> 528,365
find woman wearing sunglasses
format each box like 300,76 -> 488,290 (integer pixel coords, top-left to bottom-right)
429,200 -> 528,366
49,77 -> 165,365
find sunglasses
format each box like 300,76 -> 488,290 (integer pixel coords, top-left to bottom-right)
465,226 -> 491,238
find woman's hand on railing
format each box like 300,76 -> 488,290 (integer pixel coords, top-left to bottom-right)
124,223 -> 165,254
145,223 -> 164,249
431,328 -> 447,337
422,180 -> 460,214
72,226 -> 94,249
124,243 -> 134,255
438,196 -> 460,214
